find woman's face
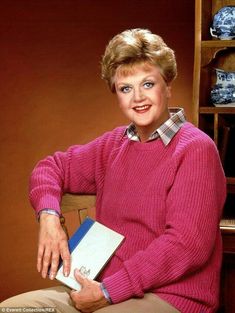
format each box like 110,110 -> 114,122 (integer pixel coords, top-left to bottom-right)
114,63 -> 171,142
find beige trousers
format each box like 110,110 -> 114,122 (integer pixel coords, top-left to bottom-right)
0,286 -> 180,313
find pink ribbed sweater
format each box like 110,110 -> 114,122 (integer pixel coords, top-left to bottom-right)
30,122 -> 226,313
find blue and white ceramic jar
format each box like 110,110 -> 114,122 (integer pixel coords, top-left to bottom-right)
211,69 -> 235,106
210,6 -> 235,40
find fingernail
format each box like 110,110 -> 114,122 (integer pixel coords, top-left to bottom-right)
50,273 -> 54,280
64,271 -> 69,277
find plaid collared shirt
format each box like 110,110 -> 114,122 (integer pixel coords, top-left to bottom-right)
125,107 -> 186,146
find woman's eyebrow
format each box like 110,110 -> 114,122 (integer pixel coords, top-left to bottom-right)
116,75 -> 156,86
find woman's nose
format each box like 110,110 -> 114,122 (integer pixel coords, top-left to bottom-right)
133,88 -> 145,102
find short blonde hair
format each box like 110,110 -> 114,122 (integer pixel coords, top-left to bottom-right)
101,28 -> 177,92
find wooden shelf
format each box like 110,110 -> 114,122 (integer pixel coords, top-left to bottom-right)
202,40 -> 235,48
199,107 -> 235,114
220,222 -> 235,235
201,44 -> 235,66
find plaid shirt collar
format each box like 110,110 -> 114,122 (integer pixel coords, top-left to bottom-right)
125,107 -> 186,146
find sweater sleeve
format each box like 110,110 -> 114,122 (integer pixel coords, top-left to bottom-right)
29,128 -> 124,215
103,137 -> 226,303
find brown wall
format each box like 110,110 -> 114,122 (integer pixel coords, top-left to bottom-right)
0,0 -> 195,301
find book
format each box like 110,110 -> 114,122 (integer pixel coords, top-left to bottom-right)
55,217 -> 125,290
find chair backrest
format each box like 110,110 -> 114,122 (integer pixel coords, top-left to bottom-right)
60,193 -> 96,238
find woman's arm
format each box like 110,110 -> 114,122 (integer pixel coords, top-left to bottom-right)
30,142 -> 100,278
29,127 -> 124,279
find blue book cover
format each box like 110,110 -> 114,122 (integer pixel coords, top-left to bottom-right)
55,218 -> 125,290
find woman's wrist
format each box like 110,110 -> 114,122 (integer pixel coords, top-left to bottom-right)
37,208 -> 61,221
100,282 -> 112,304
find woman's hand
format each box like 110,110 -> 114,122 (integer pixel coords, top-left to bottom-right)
70,269 -> 110,313
37,214 -> 71,279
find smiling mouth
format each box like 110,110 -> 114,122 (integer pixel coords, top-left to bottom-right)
133,105 -> 151,113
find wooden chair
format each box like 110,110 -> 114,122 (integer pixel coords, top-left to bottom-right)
60,193 -> 96,238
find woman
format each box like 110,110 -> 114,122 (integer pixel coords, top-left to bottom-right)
0,29 -> 226,313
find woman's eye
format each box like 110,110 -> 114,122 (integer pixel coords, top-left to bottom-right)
144,82 -> 154,89
120,86 -> 131,93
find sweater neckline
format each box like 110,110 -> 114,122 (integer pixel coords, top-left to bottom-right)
128,137 -> 166,151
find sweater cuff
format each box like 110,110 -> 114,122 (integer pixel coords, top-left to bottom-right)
102,268 -> 144,304
31,194 -> 61,217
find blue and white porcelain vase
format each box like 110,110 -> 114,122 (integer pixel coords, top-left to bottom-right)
211,69 -> 235,106
210,6 -> 235,40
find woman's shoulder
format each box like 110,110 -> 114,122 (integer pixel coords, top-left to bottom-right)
174,122 -> 218,154
97,126 -> 127,144
83,126 -> 127,155
180,122 -> 215,144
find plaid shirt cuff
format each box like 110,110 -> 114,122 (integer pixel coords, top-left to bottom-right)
37,208 -> 61,221
100,282 -> 112,304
